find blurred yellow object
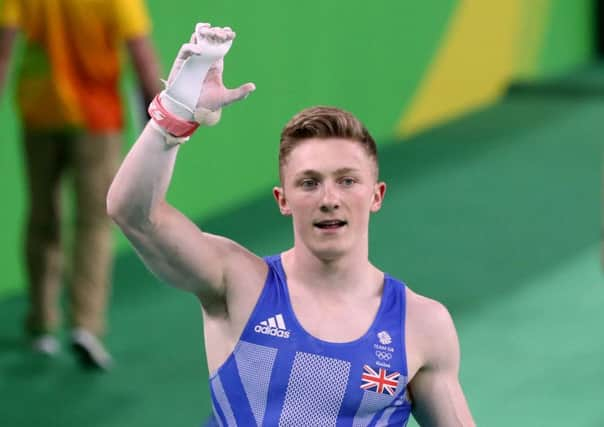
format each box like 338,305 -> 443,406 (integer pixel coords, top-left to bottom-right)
398,0 -> 552,138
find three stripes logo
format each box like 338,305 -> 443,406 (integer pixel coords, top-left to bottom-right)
254,314 -> 290,338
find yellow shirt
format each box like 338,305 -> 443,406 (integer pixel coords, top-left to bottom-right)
0,0 -> 150,131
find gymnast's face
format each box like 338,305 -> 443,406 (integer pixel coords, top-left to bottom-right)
273,138 -> 386,260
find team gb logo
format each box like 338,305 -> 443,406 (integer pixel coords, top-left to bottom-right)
377,331 -> 392,345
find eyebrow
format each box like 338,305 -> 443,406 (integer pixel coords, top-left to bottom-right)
295,167 -> 361,178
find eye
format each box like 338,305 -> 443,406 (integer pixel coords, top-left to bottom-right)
339,177 -> 356,187
300,178 -> 318,189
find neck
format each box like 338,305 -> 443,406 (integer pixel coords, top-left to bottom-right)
282,243 -> 378,294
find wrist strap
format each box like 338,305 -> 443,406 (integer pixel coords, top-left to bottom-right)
148,93 -> 200,138
149,119 -> 189,145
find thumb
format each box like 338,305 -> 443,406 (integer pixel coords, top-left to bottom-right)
222,82 -> 256,106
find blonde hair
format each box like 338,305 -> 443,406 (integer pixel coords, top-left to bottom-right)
279,106 -> 378,180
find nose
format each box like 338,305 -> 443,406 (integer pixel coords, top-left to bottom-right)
320,183 -> 340,212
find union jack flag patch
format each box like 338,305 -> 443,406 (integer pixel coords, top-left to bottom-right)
360,365 -> 400,395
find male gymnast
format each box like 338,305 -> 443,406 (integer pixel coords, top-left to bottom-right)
107,23 -> 475,426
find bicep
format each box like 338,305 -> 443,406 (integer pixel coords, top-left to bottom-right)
408,301 -> 475,426
409,370 -> 473,427
120,201 -> 240,300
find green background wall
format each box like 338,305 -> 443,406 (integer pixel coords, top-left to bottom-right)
537,0 -> 594,77
0,0 -> 595,297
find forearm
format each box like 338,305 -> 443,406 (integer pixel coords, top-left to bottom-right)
0,55 -> 9,94
0,52 -> 9,92
106,123 -> 180,228
0,27 -> 18,95
126,36 -> 162,105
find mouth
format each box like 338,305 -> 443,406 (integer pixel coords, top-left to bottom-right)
313,219 -> 348,230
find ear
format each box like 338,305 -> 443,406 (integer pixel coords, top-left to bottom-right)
370,182 -> 387,213
273,186 -> 292,216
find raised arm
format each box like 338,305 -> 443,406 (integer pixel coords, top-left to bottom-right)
107,24 -> 259,307
407,293 -> 476,426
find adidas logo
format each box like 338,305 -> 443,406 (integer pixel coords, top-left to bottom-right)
254,314 -> 290,339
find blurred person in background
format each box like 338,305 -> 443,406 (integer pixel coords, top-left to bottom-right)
0,0 -> 161,370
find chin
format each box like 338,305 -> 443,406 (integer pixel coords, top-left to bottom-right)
310,243 -> 349,262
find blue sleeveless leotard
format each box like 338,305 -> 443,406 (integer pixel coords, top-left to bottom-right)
208,254 -> 412,426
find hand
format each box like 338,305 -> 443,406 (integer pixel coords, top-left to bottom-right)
164,23 -> 256,126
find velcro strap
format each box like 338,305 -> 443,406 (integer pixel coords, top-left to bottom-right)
148,95 -> 200,138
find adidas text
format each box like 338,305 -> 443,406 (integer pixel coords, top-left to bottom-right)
254,325 -> 290,338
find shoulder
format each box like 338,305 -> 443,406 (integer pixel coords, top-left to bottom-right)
405,287 -> 460,370
406,287 -> 453,329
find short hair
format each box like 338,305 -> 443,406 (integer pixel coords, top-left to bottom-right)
279,106 -> 378,181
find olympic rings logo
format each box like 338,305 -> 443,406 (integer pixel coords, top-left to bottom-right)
375,351 -> 392,361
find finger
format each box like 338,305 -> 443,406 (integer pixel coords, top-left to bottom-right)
177,43 -> 202,60
221,26 -> 235,40
194,23 -> 211,43
195,22 -> 211,35
199,25 -> 216,42
223,29 -> 235,42
214,28 -> 228,42
223,82 -> 256,106
198,25 -> 211,39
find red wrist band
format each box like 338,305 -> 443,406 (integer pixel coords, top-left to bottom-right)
148,95 -> 200,138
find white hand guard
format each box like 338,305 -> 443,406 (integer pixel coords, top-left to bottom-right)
165,27 -> 233,113
149,23 -> 238,144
